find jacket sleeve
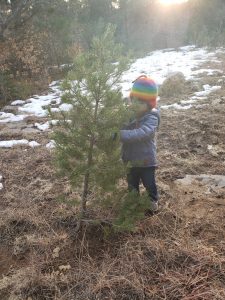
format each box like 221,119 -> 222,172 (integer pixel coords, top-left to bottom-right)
120,115 -> 158,143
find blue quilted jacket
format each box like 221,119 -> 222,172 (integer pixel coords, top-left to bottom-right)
120,109 -> 160,167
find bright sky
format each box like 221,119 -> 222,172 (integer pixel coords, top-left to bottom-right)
159,0 -> 188,5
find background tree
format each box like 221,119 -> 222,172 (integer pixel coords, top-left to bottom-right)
1,0 -> 225,107
188,0 -> 225,46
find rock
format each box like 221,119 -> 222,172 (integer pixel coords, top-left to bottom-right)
207,145 -> 225,157
51,100 -> 57,105
212,98 -> 223,106
176,174 -> 225,189
52,247 -> 60,258
160,72 -> 187,97
3,105 -> 18,114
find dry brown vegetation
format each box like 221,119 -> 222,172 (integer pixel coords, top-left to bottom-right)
1,60 -> 225,299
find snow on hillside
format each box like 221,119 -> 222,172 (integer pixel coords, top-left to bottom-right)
0,45 -> 224,151
120,45 -> 223,97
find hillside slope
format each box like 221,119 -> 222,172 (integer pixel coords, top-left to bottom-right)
0,46 -> 225,299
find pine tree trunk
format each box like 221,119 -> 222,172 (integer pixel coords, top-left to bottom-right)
75,98 -> 99,232
81,135 -> 95,213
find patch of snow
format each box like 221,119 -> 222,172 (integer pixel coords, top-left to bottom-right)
28,141 -> 41,147
50,103 -> 73,113
161,103 -> 193,110
11,100 -> 26,106
18,94 -> 56,117
35,121 -> 50,131
192,69 -> 223,76
0,46 -> 224,119
46,140 -> 56,149
191,96 -> 207,100
59,103 -> 73,112
179,45 -> 196,51
50,108 -> 60,113
0,139 -> 40,148
49,80 -> 60,87
0,139 -> 29,148
120,46 -> 224,98
0,112 -> 26,123
194,85 -> 221,97
0,183 -> 3,190
181,99 -> 197,105
50,120 -> 59,126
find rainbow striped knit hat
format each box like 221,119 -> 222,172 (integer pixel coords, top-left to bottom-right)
130,75 -> 158,108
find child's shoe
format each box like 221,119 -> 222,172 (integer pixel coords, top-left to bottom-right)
145,201 -> 159,216
150,200 -> 159,212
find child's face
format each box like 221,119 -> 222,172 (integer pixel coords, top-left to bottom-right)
130,97 -> 149,116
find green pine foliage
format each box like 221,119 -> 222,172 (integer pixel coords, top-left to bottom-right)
51,25 -> 143,230
114,192 -> 150,232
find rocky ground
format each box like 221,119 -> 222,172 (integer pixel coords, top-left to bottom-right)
0,47 -> 225,299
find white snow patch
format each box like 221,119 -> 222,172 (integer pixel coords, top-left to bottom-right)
191,96 -> 207,100
35,121 -> 50,131
120,46 -> 224,98
18,94 -> 56,117
46,140 -> 56,149
194,85 -> 221,97
161,103 -> 193,110
0,46 -> 224,119
161,84 -> 221,110
0,112 -> 26,123
0,139 -> 29,148
11,100 -> 26,106
50,120 -> 60,126
180,99 -> 197,105
191,69 -> 223,76
179,45 -> 196,51
50,103 -> 73,113
28,141 -> 41,147
59,103 -> 73,112
0,139 -> 40,148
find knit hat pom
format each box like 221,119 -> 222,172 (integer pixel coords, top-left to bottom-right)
130,75 -> 158,108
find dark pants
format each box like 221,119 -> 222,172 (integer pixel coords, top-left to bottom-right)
127,167 -> 159,202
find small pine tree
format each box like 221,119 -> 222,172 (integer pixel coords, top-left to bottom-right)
52,25 -> 134,230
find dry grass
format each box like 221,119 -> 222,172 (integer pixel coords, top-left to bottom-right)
1,57 -> 225,299
0,200 -> 225,299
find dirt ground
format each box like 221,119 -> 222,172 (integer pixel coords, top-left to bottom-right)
0,58 -> 225,299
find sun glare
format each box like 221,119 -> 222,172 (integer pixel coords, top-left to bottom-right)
159,0 -> 188,5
